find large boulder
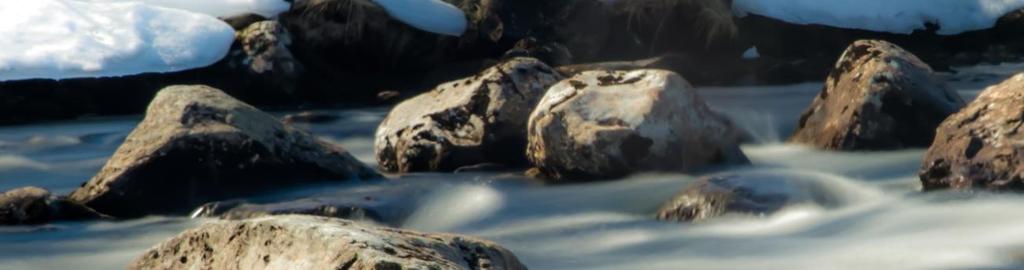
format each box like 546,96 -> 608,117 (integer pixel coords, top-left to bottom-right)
68,85 -> 380,218
920,73 -> 1024,191
526,69 -> 748,181
789,40 -> 966,150
130,215 -> 527,270
375,58 -> 563,172
656,174 -> 844,222
1,186 -> 104,225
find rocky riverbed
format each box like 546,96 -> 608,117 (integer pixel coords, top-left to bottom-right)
2,60 -> 1024,269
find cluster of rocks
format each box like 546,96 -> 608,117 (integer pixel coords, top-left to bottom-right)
373,56 -> 749,182
1,84 -> 528,269
656,39 -> 1024,222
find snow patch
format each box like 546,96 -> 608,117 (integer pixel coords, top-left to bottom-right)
79,0 -> 292,18
0,1 -> 235,81
373,0 -> 468,36
734,0 -> 1024,35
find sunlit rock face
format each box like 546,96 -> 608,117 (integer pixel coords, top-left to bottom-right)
790,40 -> 965,151
526,69 -> 747,182
129,215 -> 527,270
69,85 -> 379,218
920,73 -> 1024,192
375,58 -> 562,173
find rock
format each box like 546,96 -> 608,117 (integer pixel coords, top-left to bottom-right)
503,38 -> 573,67
789,40 -> 966,150
920,73 -> 1024,191
222,13 -> 268,30
1,186 -> 105,225
129,215 -> 527,270
556,53 -> 756,86
68,85 -> 380,218
602,0 -> 742,60
192,184 -> 423,226
656,174 -> 843,222
375,58 -> 563,172
232,20 -> 303,95
376,90 -> 402,104
526,69 -> 748,181
281,111 -> 339,125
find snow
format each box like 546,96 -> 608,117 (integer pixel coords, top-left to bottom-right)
373,0 -> 468,36
79,0 -> 292,18
0,0 -> 235,81
734,0 -> 1024,35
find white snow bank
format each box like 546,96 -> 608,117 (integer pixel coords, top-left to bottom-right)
79,0 -> 292,18
734,0 -> 1024,35
0,1 -> 235,81
373,0 -> 468,36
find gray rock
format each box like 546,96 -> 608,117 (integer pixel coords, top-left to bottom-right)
375,57 -> 563,172
789,40 -> 966,150
526,69 -> 747,181
920,73 -> 1024,191
656,175 -> 840,222
129,215 -> 527,270
1,186 -> 104,225
192,184 -> 424,226
68,85 -> 380,218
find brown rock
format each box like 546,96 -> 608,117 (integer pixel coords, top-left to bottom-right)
526,69 -> 747,181
790,40 -> 966,150
374,58 -> 563,172
68,85 -> 380,218
129,215 -> 527,270
656,174 -> 842,222
1,186 -> 104,225
920,73 -> 1024,191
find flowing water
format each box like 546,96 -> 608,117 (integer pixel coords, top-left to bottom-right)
2,63 -> 1024,270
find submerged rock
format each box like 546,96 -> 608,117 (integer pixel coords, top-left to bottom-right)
656,175 -> 840,222
375,57 -> 562,172
130,215 -> 527,270
526,69 -> 747,181
68,85 -> 380,218
920,73 -> 1024,191
192,185 -> 423,226
1,186 -> 104,225
790,40 -> 965,150
281,111 -> 340,125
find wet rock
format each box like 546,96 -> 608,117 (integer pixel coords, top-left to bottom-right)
375,58 -> 563,172
503,38 -> 573,67
129,215 -> 527,270
281,111 -> 339,125
920,73 -> 1024,191
527,69 -> 748,181
790,40 -> 966,150
192,185 -> 423,226
1,186 -> 104,225
656,174 -> 842,222
376,90 -> 402,104
68,85 -> 380,218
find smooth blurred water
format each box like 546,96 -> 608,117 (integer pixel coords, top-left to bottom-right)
1,63 -> 1023,270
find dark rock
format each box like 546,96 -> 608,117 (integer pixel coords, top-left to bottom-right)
129,215 -> 527,270
375,58 -> 562,173
790,40 -> 966,150
281,111 -> 340,124
68,85 -> 380,218
526,69 -> 748,181
1,186 -> 105,225
231,20 -> 303,96
920,73 -> 1024,191
221,13 -> 268,30
192,184 -> 423,226
376,90 -> 402,104
656,174 -> 842,222
503,38 -> 573,67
